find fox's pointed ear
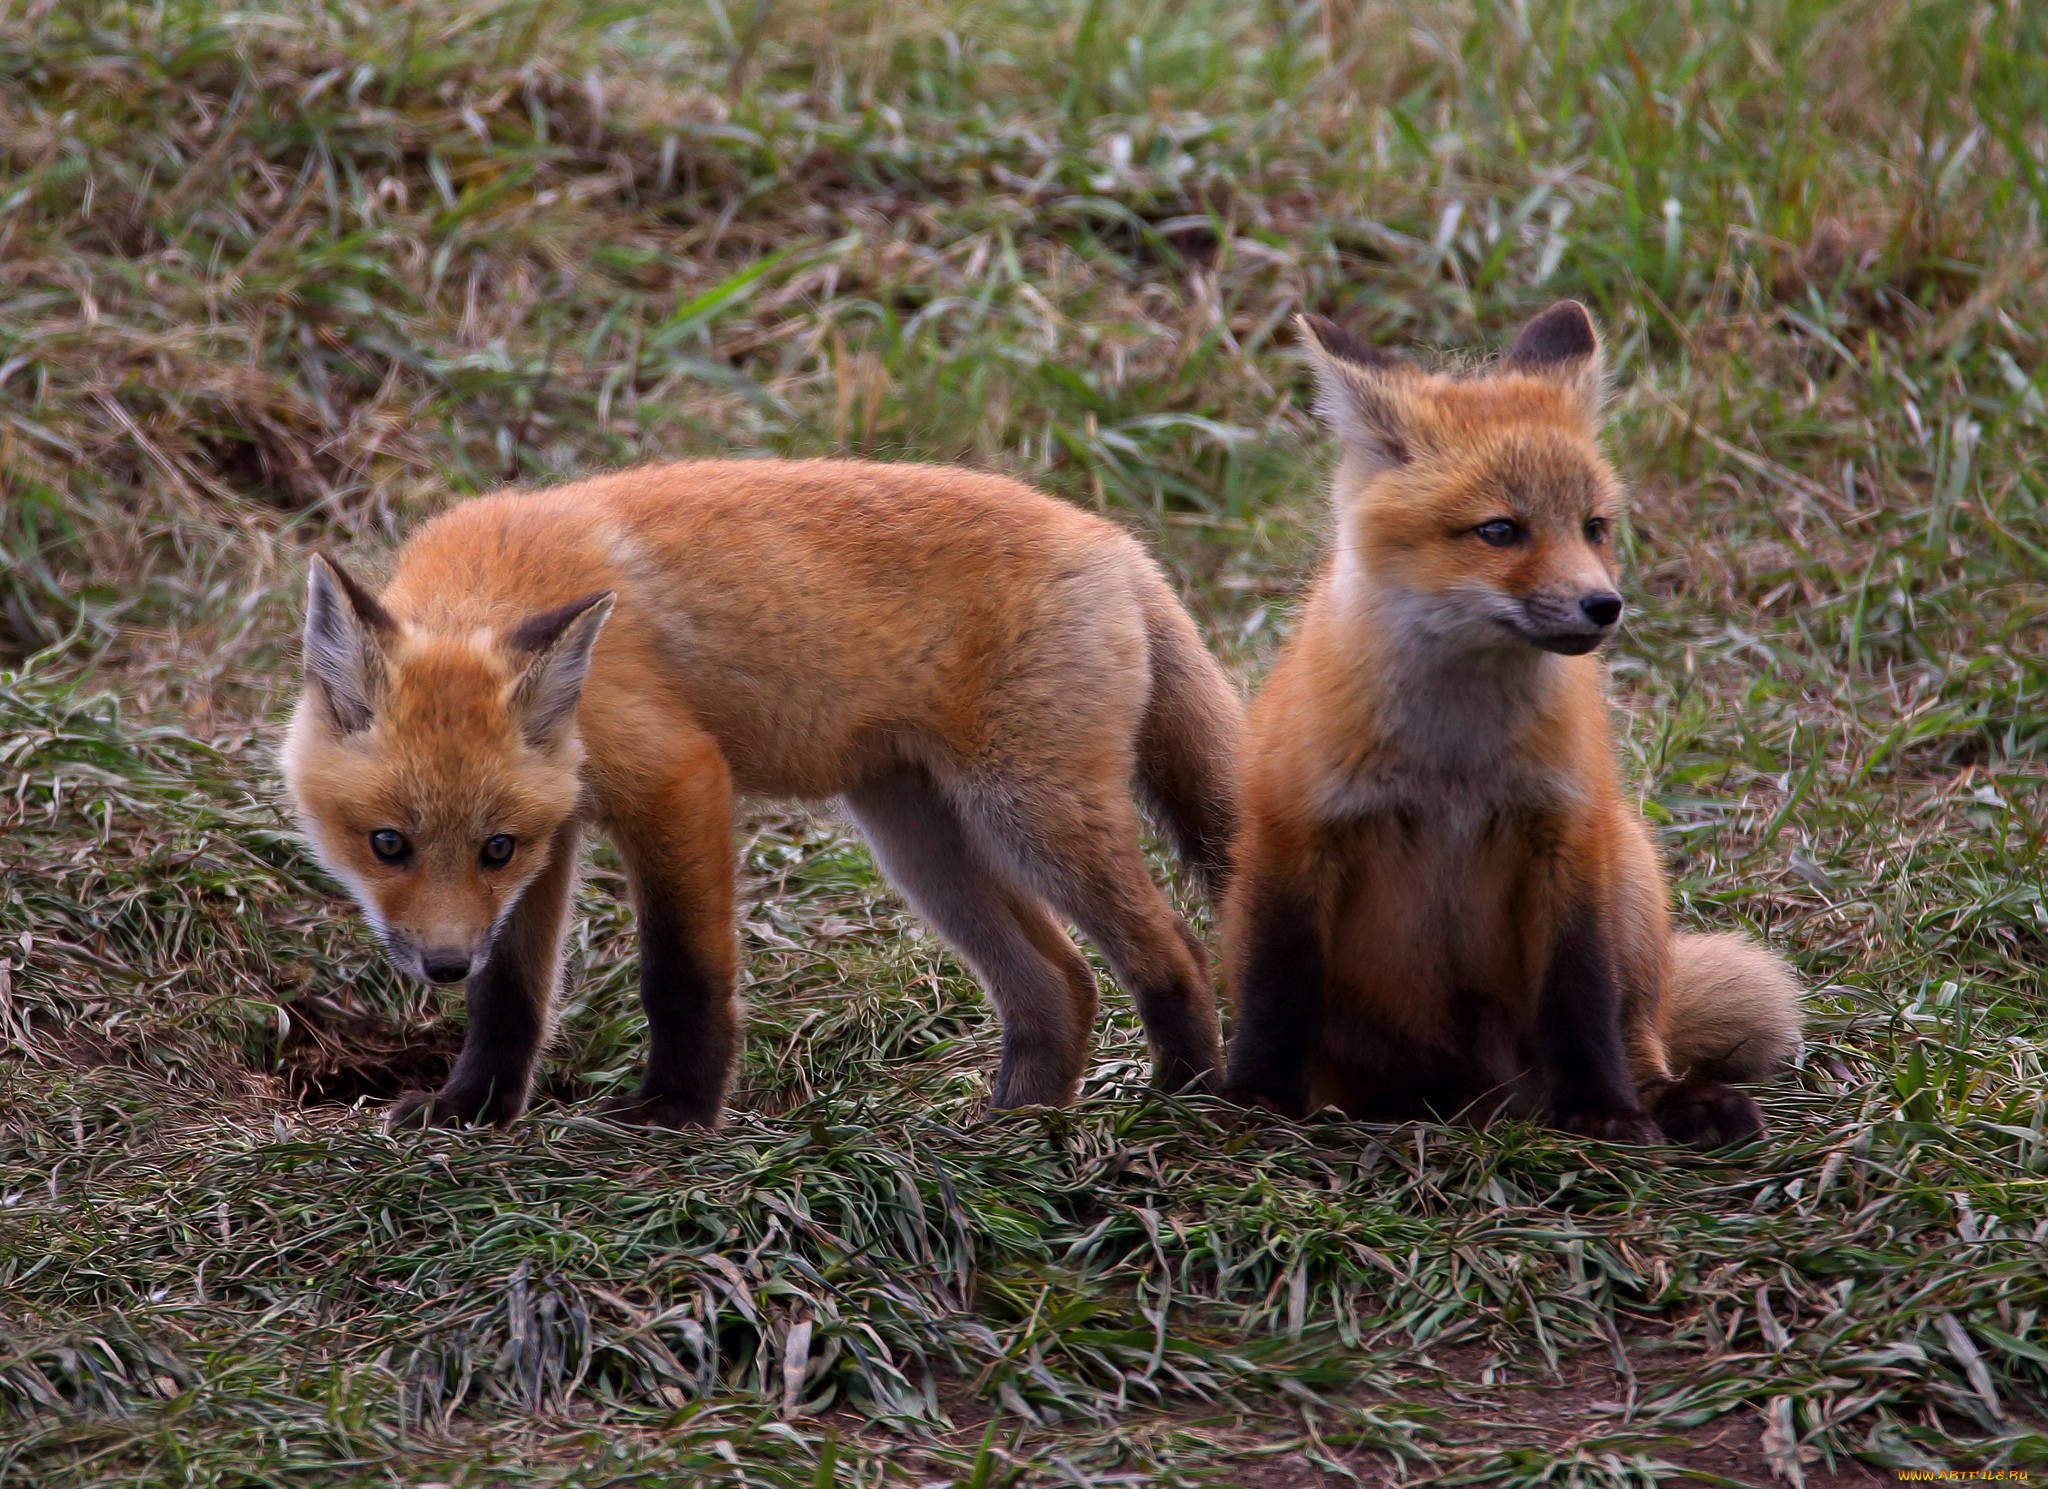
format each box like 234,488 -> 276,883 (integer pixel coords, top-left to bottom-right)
1502,300 -> 1606,416
507,592 -> 614,751
1296,314 -> 1418,474
304,554 -> 395,734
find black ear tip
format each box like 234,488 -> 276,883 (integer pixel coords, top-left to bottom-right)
1298,313 -> 1341,346
1299,313 -> 1400,371
307,552 -> 398,633
507,591 -> 616,653
1542,299 -> 1597,340
1508,300 -> 1600,365
304,555 -> 345,617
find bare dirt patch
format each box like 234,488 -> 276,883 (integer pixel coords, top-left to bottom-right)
277,993 -> 461,1106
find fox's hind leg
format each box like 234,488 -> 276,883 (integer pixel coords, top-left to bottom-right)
954,776 -> 1222,1096
846,767 -> 1097,1107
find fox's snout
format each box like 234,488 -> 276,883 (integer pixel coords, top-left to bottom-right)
1517,585 -> 1624,655
420,947 -> 476,984
1579,592 -> 1622,627
378,927 -> 487,986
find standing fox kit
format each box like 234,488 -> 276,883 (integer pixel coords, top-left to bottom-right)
1223,302 -> 1802,1147
282,459 -> 1241,1128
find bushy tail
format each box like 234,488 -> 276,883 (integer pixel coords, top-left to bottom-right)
1666,933 -> 1804,1081
1134,583 -> 1244,908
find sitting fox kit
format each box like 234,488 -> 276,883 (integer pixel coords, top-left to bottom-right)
282,459 -> 1242,1128
1222,302 -> 1802,1147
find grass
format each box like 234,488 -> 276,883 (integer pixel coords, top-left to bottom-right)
2,0 -> 2045,1482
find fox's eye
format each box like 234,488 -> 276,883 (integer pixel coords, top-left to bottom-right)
480,834 -> 516,868
1474,519 -> 1521,547
1585,517 -> 1608,544
368,829 -> 408,863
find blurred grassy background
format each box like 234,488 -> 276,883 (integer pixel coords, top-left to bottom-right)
2,0 -> 2044,1483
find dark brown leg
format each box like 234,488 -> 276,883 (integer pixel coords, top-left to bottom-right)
601,736 -> 740,1128
1220,877 -> 1325,1118
1541,905 -> 1662,1145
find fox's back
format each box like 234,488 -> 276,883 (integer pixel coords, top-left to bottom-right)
380,460 -> 1159,795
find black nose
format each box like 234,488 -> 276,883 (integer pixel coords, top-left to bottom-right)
1580,592 -> 1623,627
422,950 -> 471,984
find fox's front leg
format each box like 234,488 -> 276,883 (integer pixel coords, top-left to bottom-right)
1538,898 -> 1661,1145
1221,874 -> 1327,1119
388,821 -> 582,1129
601,735 -> 740,1128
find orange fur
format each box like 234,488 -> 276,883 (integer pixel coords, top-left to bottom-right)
1222,305 -> 1802,1148
283,459 -> 1244,1128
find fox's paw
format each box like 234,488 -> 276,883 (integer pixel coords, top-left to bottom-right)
385,1083 -> 522,1130
1148,1043 -> 1223,1098
1558,1106 -> 1663,1146
1650,1076 -> 1766,1151
386,1089 -> 471,1130
1218,1085 -> 1308,1120
595,1092 -> 718,1130
989,1049 -> 1085,1110
1149,1062 -> 1221,1100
